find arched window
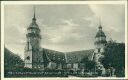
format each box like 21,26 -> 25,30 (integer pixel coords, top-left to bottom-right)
98,48 -> 100,52
26,56 -> 30,60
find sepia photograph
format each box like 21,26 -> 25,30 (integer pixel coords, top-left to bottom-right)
1,1 -> 127,80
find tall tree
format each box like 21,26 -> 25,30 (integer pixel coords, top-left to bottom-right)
101,41 -> 125,77
4,48 -> 24,70
81,57 -> 96,71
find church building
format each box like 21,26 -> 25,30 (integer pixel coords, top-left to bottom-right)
24,9 -> 107,71
24,9 -> 66,69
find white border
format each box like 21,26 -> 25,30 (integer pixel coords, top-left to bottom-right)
1,1 -> 127,80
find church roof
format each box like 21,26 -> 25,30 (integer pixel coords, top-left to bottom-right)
28,7 -> 39,30
65,49 -> 94,63
40,48 -> 66,63
39,48 -> 94,64
28,19 -> 39,29
95,31 -> 106,38
95,26 -> 106,38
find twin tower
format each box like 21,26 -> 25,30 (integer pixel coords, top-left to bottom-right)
24,11 -> 42,68
24,9 -> 107,69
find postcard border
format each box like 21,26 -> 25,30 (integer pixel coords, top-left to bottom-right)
1,1 -> 128,80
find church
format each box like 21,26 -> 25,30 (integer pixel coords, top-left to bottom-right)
24,9 -> 107,71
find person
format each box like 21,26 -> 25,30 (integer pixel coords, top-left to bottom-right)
97,68 -> 102,76
112,68 -> 115,76
102,67 -> 106,76
81,68 -> 85,76
106,68 -> 111,77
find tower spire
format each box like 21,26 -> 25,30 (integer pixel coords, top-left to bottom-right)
99,16 -> 101,25
32,6 -> 36,21
34,6 -> 35,19
98,16 -> 102,30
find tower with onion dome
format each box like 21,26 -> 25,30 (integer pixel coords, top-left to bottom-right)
94,25 -> 107,54
24,7 -> 42,68
94,24 -> 107,75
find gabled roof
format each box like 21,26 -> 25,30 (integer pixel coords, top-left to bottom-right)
40,48 -> 94,64
65,49 -> 94,63
40,48 -> 66,63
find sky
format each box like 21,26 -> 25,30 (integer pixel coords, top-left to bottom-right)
4,4 -> 125,59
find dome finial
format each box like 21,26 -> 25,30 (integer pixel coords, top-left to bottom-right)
32,6 -> 36,21
98,16 -> 102,30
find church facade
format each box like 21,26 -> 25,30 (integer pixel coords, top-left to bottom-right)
24,10 -> 107,71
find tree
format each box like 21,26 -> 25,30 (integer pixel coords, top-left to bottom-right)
4,48 -> 24,70
101,41 -> 125,77
81,57 -> 96,71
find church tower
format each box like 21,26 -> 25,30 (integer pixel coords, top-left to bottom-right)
24,7 -> 42,68
94,25 -> 107,53
94,24 -> 107,75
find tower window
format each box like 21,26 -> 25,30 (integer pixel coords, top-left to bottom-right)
98,48 -> 100,52
26,56 -> 30,60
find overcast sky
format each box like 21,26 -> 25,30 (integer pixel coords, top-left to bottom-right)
4,4 -> 125,58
